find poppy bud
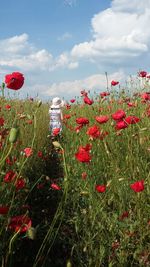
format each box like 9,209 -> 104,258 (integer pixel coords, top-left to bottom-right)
9,127 -> 19,143
140,127 -> 147,131
139,137 -> 144,145
27,114 -> 33,120
52,141 -> 62,149
37,100 -> 42,107
27,227 -> 36,240
80,191 -> 89,196
66,260 -> 72,267
2,82 -> 5,89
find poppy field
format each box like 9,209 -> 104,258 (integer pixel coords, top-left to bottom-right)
0,71 -> 150,267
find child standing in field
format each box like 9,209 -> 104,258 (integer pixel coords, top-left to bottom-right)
49,97 -> 63,136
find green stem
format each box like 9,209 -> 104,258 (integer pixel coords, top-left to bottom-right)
23,175 -> 44,204
1,82 -> 5,98
0,143 -> 13,167
61,148 -> 68,181
105,71 -> 109,91
8,230 -> 20,254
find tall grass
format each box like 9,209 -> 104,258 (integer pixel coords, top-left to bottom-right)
0,76 -> 150,267
60,89 -> 150,266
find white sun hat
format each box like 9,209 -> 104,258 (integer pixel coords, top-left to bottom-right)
51,97 -> 62,108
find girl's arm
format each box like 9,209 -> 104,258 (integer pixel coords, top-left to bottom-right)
60,110 -> 63,121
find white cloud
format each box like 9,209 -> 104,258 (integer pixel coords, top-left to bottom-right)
68,62 -> 78,69
48,52 -> 78,71
44,70 -> 125,98
112,0 -> 150,13
0,50 -> 53,71
64,0 -> 76,7
71,0 -> 150,64
0,34 -> 54,71
0,34 -> 78,72
57,32 -> 72,41
0,33 -> 31,54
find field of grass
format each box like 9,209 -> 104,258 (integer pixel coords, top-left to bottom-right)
0,71 -> 150,267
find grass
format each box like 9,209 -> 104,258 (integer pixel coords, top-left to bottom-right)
0,76 -> 150,266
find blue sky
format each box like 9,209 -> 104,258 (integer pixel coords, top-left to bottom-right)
0,0 -> 150,100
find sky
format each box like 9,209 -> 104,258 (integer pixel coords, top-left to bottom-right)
0,0 -> 150,101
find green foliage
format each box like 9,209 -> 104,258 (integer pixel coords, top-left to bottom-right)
0,82 -> 150,267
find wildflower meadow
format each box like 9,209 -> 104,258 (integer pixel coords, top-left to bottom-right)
0,70 -> 150,267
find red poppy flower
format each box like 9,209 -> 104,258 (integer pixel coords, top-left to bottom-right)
75,150 -> 91,163
82,172 -> 87,180
75,145 -> 92,163
5,72 -> 24,90
95,184 -> 106,193
127,102 -> 136,107
64,114 -> 71,120
119,211 -> 129,221
76,117 -> 89,125
70,99 -> 76,103
79,143 -> 92,152
125,116 -> 140,124
138,71 -> 147,78
100,91 -> 110,98
26,120 -> 33,125
112,109 -> 126,121
115,120 -> 128,130
53,128 -> 60,136
75,125 -> 83,133
83,96 -> 93,105
37,151 -> 43,158
51,183 -> 61,190
15,178 -> 26,190
66,104 -> 71,109
141,93 -> 150,101
95,115 -> 109,124
130,180 -> 144,192
24,147 -> 33,157
37,183 -> 44,189
86,125 -> 100,138
5,104 -> 11,110
6,157 -> 13,165
0,117 -> 5,126
0,206 -> 9,215
111,80 -> 119,86
111,241 -> 120,250
8,215 -> 32,233
4,170 -> 16,183
80,90 -> 88,97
